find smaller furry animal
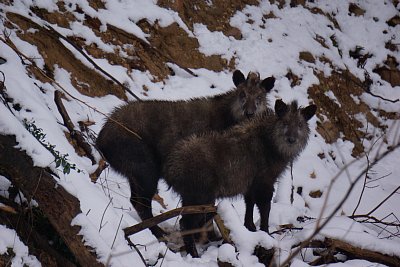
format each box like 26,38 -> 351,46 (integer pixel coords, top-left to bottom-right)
164,99 -> 317,257
96,70 -> 275,238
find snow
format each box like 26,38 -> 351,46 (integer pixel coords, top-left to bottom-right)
0,225 -> 41,267
0,0 -> 399,266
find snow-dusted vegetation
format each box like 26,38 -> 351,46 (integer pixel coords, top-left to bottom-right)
0,0 -> 399,266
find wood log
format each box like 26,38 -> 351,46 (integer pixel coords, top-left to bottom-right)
0,134 -> 104,267
325,237 -> 400,267
0,209 -> 76,267
302,238 -> 400,266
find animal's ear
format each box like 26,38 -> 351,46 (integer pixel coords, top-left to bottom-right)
261,77 -> 275,92
233,70 -> 246,86
275,99 -> 288,118
301,104 -> 317,121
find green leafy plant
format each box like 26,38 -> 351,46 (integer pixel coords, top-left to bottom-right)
23,119 -> 81,174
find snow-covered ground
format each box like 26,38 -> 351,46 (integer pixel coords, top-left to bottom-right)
0,0 -> 399,266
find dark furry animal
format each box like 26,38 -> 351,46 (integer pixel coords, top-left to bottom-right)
164,99 -> 317,257
96,70 -> 275,238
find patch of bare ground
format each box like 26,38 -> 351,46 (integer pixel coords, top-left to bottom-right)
309,71 -> 385,157
5,12 -> 127,99
81,16 -> 173,82
138,20 -> 229,73
30,1 -> 232,83
158,0 -> 258,39
374,56 -> 400,87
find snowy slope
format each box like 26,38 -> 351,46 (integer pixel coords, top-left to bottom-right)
0,0 -> 399,266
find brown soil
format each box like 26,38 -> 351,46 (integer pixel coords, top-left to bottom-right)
309,71 -> 383,157
138,20 -> 229,73
374,56 -> 400,87
158,0 -> 258,39
6,12 -> 127,99
348,3 -> 365,17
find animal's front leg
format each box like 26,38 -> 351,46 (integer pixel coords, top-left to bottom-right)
244,193 -> 256,231
255,187 -> 274,234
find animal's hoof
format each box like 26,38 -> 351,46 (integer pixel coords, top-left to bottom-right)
244,222 -> 257,232
259,225 -> 269,234
187,246 -> 199,258
151,226 -> 167,239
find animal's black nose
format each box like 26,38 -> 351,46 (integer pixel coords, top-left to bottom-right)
287,137 -> 296,144
246,111 -> 254,118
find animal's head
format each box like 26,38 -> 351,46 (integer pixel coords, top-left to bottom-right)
232,70 -> 275,120
273,99 -> 317,157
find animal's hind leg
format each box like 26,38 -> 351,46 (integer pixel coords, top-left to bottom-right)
254,187 -> 274,234
128,174 -> 167,238
99,133 -> 166,238
180,198 -> 215,257
180,214 -> 199,257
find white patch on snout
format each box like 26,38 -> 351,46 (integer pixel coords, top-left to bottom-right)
283,126 -> 288,135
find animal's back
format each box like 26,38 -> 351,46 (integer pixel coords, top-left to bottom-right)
113,97 -> 232,157
164,111 -> 276,199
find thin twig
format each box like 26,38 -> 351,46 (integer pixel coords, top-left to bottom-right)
45,25 -> 141,101
351,151 -> 370,216
350,214 -> 400,227
343,69 -> 399,103
111,214 -> 124,250
125,237 -> 149,267
99,198 -> 113,233
366,185 -> 400,216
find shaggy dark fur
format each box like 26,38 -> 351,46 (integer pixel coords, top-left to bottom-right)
96,70 -> 275,238
164,99 -> 317,257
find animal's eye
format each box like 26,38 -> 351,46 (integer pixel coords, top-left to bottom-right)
298,122 -> 303,127
257,96 -> 263,101
239,92 -> 246,98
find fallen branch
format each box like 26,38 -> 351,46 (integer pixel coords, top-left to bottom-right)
301,237 -> 400,266
54,90 -> 96,164
89,159 -> 108,182
123,205 -> 217,237
123,204 -> 274,266
214,214 -> 233,244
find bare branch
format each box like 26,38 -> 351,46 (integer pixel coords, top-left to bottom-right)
296,237 -> 400,266
123,205 -> 217,237
366,185 -> 400,216
45,25 -> 141,101
54,90 -> 96,164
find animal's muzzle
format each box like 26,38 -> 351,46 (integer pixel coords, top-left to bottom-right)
287,137 -> 296,144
